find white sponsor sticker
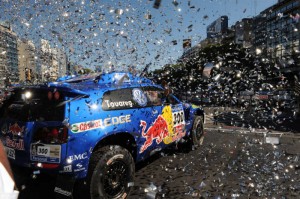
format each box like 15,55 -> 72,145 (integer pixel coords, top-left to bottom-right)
71,114 -> 131,133
30,144 -> 61,163
63,165 -> 72,172
5,147 -> 15,160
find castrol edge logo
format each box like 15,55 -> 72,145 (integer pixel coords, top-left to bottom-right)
71,115 -> 131,133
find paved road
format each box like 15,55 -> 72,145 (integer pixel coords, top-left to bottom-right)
129,129 -> 300,198
204,106 -> 300,133
15,127 -> 300,199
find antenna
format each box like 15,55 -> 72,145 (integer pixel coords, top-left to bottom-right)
140,63 -> 152,77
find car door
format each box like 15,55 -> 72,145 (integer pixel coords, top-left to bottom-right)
163,94 -> 186,144
138,87 -> 164,154
138,88 -> 186,154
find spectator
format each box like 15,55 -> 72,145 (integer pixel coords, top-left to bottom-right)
0,141 -> 19,198
213,109 -> 219,125
145,90 -> 162,106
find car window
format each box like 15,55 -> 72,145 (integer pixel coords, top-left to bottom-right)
2,0 -> 300,198
165,94 -> 180,105
102,87 -> 163,110
143,87 -> 164,106
102,88 -> 136,110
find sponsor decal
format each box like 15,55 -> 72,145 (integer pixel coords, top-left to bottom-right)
139,105 -> 186,153
70,114 -> 131,133
36,146 -> 50,156
104,100 -> 133,108
8,123 -> 25,137
1,123 -> 26,151
132,88 -> 147,107
30,144 -> 61,163
5,136 -> 25,150
68,152 -> 88,161
5,147 -> 15,160
139,115 -> 169,153
76,163 -> 83,168
171,123 -> 186,142
31,156 -> 48,162
63,165 -> 72,172
54,187 -> 72,197
74,163 -> 85,172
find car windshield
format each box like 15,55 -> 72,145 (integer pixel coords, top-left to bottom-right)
1,0 -> 300,199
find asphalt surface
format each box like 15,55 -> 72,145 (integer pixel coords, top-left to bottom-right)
11,107 -> 300,198
14,125 -> 300,199
204,106 -> 300,133
129,129 -> 300,198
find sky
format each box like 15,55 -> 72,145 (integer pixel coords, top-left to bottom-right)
0,0 -> 278,72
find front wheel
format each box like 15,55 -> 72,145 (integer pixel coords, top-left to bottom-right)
191,116 -> 204,148
88,145 -> 135,199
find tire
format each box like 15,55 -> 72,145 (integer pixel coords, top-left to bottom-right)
191,115 -> 204,148
88,145 -> 135,199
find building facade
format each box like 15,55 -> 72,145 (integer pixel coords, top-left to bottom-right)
267,0 -> 300,62
52,48 -> 67,78
207,16 -> 229,39
40,39 -> 67,81
0,22 -> 18,86
235,18 -> 253,49
18,39 -> 37,82
253,0 -> 300,71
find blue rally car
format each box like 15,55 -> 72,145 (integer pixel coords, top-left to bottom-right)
0,72 -> 204,199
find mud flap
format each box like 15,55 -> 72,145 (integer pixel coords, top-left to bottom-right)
54,175 -> 75,199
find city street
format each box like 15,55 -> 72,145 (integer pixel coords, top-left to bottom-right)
130,129 -> 300,198
2,0 -> 300,198
15,124 -> 300,199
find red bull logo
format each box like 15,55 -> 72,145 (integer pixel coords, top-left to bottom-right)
6,137 -> 25,150
9,123 -> 25,137
139,115 -> 169,153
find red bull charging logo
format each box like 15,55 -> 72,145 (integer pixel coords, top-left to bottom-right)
9,123 -> 25,137
3,123 -> 25,150
139,115 -> 169,153
139,105 -> 187,153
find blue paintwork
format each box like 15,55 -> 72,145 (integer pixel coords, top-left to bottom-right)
0,72 -> 203,179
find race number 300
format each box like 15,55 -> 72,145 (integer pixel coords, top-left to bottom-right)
37,146 -> 50,156
173,111 -> 184,125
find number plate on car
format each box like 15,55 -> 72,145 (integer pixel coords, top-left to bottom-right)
30,144 -> 61,163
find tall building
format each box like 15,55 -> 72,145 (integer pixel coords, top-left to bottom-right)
179,15 -> 231,63
52,48 -> 67,78
0,22 -> 19,85
267,0 -> 300,63
178,44 -> 201,63
235,18 -> 253,49
252,12 -> 267,52
253,0 -> 300,71
40,39 -> 55,81
18,39 -> 37,82
207,16 -> 228,39
40,39 -> 67,81
179,16 -> 230,63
